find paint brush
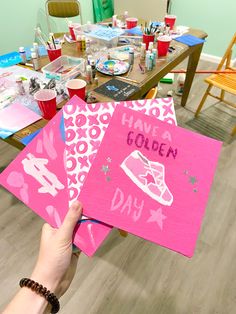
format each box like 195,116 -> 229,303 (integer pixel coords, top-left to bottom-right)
117,76 -> 139,84
49,33 -> 57,49
171,70 -> 236,74
35,27 -> 47,47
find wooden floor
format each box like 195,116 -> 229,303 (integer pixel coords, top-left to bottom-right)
0,59 -> 236,314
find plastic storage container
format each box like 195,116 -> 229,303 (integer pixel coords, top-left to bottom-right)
74,24 -> 124,49
41,56 -> 85,81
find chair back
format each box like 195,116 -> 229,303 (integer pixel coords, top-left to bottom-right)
47,0 -> 80,17
217,32 -> 236,71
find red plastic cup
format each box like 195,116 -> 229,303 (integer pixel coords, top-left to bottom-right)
66,79 -> 87,100
126,17 -> 138,29
157,35 -> 172,57
143,34 -> 155,50
69,25 -> 76,40
164,15 -> 176,30
34,89 -> 57,120
47,46 -> 62,62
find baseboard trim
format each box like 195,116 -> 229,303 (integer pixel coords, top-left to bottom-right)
200,53 -> 221,63
201,53 -> 236,66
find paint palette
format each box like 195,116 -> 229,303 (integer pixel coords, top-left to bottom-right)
96,60 -> 130,76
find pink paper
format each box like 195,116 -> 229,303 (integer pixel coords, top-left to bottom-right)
0,103 -> 41,139
79,106 -> 222,257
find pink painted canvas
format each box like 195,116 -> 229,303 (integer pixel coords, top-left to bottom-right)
63,97 -> 177,205
79,106 -> 222,257
0,103 -> 41,139
0,96 -> 177,256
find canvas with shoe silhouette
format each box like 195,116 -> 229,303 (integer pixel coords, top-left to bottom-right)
79,105 -> 222,257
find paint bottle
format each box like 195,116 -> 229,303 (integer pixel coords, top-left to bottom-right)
86,38 -> 91,55
140,43 -> 146,61
81,35 -> 86,52
107,52 -> 111,60
152,48 -> 157,66
19,47 -> 27,64
128,47 -> 134,65
165,23 -> 170,35
175,73 -> 186,96
87,54 -> 93,65
31,52 -> 40,71
86,64 -> 93,84
145,51 -> 150,70
148,42 -> 154,51
94,77 -> 98,86
112,15 -> 117,27
15,75 -> 25,95
90,59 -> 96,79
149,53 -> 154,71
33,42 -> 39,58
76,35 -> 82,51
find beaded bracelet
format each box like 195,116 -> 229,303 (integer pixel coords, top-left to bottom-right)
19,278 -> 60,314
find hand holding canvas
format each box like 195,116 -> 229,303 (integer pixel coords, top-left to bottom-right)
31,201 -> 83,297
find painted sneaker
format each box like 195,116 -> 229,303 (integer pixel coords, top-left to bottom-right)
120,150 -> 173,206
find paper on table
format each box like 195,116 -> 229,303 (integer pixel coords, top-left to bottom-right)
0,103 -> 41,139
174,34 -> 205,46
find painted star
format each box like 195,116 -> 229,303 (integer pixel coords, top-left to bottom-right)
107,157 -> 112,163
189,176 -> 197,184
140,171 -> 156,185
101,165 -> 110,174
147,208 -> 167,230
184,170 -> 189,175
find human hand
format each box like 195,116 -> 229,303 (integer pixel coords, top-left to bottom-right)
31,201 -> 82,298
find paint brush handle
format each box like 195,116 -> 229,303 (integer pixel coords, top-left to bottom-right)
171,70 -> 236,74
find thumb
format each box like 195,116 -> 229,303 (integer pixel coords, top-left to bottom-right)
59,201 -> 82,242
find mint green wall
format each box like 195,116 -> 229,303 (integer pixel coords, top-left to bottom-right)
171,0 -> 236,58
1,0 -> 235,58
0,0 -> 94,55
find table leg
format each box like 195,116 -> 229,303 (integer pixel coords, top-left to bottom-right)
181,43 -> 204,107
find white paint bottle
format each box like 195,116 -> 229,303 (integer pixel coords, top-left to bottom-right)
175,73 -> 186,96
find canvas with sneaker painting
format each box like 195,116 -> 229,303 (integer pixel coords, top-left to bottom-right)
79,105 -> 222,257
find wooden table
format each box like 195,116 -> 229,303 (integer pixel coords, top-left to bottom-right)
3,28 -> 207,150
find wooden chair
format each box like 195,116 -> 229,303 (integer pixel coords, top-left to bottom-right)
145,86 -> 158,99
45,0 -> 83,33
195,33 -> 236,136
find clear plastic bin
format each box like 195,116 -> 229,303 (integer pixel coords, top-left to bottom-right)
41,56 -> 85,81
74,24 -> 124,49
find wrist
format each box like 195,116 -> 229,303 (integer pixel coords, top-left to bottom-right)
31,268 -> 60,295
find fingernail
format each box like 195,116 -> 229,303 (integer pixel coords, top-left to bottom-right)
72,200 -> 82,210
